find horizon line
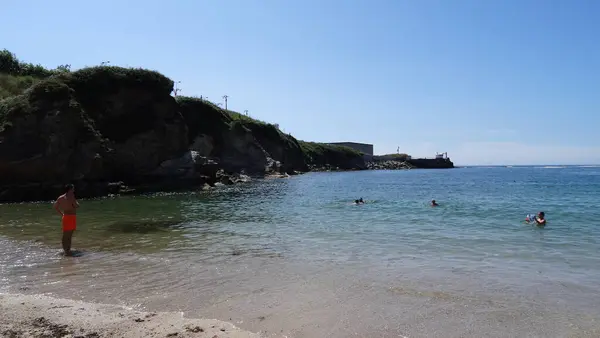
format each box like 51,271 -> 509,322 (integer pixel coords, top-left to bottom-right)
454,164 -> 600,167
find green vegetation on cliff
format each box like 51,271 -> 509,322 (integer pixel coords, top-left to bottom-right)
0,74 -> 40,99
0,49 -> 71,100
0,49 -> 70,78
380,153 -> 410,160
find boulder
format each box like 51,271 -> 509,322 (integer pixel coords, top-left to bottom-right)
151,150 -> 220,180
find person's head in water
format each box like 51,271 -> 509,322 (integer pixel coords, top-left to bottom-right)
431,199 -> 438,206
538,211 -> 545,219
65,184 -> 75,197
354,199 -> 360,204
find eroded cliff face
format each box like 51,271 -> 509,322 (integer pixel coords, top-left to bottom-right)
0,65 -> 367,202
0,80 -> 108,201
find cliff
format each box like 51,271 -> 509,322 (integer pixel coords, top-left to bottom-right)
0,50 -> 366,202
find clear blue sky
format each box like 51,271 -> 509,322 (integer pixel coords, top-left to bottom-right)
3,0 -> 599,165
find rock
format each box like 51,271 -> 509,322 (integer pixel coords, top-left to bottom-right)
151,150 -> 202,178
186,326 -> 204,333
2,329 -> 23,338
216,170 -> 234,185
366,157 -> 454,170
236,122 -> 307,174
219,122 -> 271,174
189,134 -> 214,157
366,160 -> 415,170
0,80 -> 107,202
31,316 -> 72,337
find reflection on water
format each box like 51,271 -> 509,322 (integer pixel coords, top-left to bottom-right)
1,168 -> 600,337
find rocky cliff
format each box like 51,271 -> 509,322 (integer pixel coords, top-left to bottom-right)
0,52 -> 366,202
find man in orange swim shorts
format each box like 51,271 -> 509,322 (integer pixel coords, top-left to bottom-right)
53,184 -> 80,256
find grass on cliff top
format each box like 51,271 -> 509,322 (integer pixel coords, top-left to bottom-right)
1,49 -> 174,102
0,79 -> 79,134
0,49 -> 71,100
226,109 -> 278,129
57,66 -> 174,100
298,141 -> 363,157
378,153 -> 410,159
177,95 -> 289,135
0,74 -> 41,100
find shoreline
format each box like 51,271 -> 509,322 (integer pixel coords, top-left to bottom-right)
0,166 -> 455,204
0,293 -> 261,338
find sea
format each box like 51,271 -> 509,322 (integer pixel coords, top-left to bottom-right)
1,166 -> 600,338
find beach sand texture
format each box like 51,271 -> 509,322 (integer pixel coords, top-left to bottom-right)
0,294 -> 261,338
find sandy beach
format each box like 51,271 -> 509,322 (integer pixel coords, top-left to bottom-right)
0,293 -> 261,338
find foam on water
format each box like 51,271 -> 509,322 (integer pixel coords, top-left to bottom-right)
1,166 -> 600,337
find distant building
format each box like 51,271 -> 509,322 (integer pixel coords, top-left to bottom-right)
435,152 -> 448,159
328,142 -> 374,156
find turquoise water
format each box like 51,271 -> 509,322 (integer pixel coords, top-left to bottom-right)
1,166 -> 600,337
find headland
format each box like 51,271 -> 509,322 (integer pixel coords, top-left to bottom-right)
0,50 -> 453,203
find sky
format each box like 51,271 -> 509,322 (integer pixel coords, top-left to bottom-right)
2,0 -> 600,165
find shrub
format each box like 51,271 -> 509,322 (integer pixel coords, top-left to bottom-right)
0,49 -> 69,78
59,66 -> 173,98
0,74 -> 40,100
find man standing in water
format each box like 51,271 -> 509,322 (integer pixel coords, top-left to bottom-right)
53,184 -> 79,256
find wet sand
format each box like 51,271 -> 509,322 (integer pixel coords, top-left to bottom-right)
0,293 -> 261,338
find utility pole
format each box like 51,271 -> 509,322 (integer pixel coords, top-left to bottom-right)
222,95 -> 228,110
244,110 -> 248,116
174,81 -> 182,96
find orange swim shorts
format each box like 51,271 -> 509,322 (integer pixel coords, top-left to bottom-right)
62,214 -> 77,231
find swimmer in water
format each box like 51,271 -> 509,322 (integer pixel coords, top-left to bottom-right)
431,199 -> 439,207
526,212 -> 546,226
354,198 -> 365,205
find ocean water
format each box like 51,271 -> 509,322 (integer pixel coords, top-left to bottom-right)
1,166 -> 600,337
